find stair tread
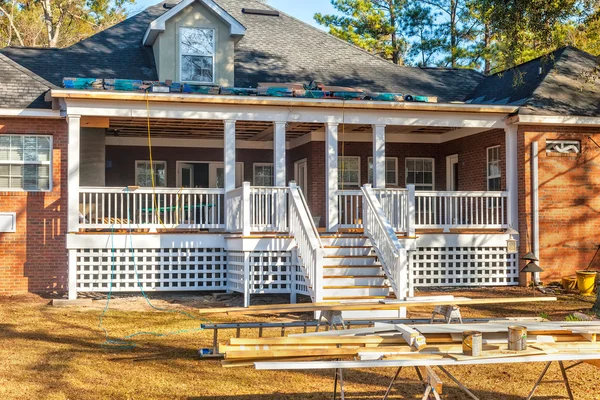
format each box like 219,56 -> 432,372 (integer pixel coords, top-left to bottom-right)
323,295 -> 393,300
323,265 -> 381,268
323,246 -> 371,249
323,285 -> 390,289
323,255 -> 377,259
323,275 -> 386,279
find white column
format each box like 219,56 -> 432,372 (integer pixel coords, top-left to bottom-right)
406,184 -> 416,238
273,122 -> 287,187
224,120 -> 236,192
67,115 -> 81,234
326,123 -> 339,232
505,125 -> 519,230
532,141 -> 540,283
372,124 -> 386,189
68,249 -> 77,300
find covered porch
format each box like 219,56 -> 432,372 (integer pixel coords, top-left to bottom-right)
62,92 -> 519,235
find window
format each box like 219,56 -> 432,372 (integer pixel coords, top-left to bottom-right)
546,140 -> 581,155
0,135 -> 51,191
405,158 -> 434,190
254,163 -> 274,186
368,157 -> 398,186
136,161 -> 167,187
487,146 -> 501,191
180,27 -> 215,83
338,156 -> 360,187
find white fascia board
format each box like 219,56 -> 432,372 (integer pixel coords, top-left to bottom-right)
142,0 -> 245,46
67,233 -> 227,249
106,136 -> 274,150
0,108 -> 62,118
415,233 -> 510,248
509,114 -> 600,126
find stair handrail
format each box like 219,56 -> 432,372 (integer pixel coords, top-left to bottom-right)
361,184 -> 408,299
288,182 -> 324,302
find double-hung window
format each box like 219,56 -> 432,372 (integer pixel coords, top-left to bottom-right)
338,156 -> 360,187
487,146 -> 501,191
253,163 -> 274,186
0,135 -> 51,191
406,158 -> 434,190
368,157 -> 398,186
180,27 -> 215,83
136,161 -> 167,187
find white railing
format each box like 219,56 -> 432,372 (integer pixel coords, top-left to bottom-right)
361,185 -> 408,299
338,190 -> 363,228
373,188 -> 410,234
414,191 -> 509,229
249,186 -> 289,232
288,182 -> 324,302
79,187 -> 225,230
225,186 -> 245,233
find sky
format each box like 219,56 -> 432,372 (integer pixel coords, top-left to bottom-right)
128,0 -> 335,30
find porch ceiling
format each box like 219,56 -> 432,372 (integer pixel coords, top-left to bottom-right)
106,118 -> 459,141
106,118 -> 323,141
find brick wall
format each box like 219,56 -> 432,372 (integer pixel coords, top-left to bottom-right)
0,118 -> 68,295
518,125 -> 600,282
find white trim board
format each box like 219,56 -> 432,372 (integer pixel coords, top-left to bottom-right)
508,114 -> 600,126
0,108 -> 61,118
143,0 -> 246,46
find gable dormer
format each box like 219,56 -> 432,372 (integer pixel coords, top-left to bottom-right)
143,0 -> 245,86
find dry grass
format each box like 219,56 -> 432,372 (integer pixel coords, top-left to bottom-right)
1,288 -> 600,399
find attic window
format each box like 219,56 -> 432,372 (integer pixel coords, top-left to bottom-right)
180,27 -> 215,83
546,140 -> 581,156
242,8 -> 280,17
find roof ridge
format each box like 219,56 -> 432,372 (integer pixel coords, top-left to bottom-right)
0,53 -> 58,89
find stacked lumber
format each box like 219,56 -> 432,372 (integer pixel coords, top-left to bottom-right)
220,320 -> 600,368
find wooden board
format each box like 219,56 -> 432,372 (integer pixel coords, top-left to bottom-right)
223,297 -> 557,315
447,348 -> 546,361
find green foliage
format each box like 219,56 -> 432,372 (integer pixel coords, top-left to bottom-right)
316,0 -> 600,73
539,312 -> 550,320
315,0 -> 410,64
0,0 -> 135,48
565,313 -> 584,321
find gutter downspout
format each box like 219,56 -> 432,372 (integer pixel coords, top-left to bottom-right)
531,141 -> 540,284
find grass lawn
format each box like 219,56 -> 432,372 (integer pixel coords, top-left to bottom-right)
1,287 -> 600,400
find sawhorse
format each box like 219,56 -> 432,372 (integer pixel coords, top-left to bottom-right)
526,361 -> 575,400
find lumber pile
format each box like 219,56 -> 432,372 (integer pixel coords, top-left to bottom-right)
220,320 -> 600,368
197,296 -> 557,315
62,78 -> 438,103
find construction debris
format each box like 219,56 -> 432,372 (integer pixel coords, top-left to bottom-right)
62,77 -> 438,103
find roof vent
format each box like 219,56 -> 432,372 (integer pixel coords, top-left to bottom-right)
242,8 -> 280,17
163,2 -> 177,9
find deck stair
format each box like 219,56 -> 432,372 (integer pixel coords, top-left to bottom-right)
319,231 -> 403,319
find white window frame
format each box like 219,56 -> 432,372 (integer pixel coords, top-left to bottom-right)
487,146 -> 501,191
367,157 -> 398,186
179,27 -> 216,84
253,162 -> 274,187
0,134 -> 53,192
405,157 -> 435,190
338,156 -> 361,187
135,160 -> 167,187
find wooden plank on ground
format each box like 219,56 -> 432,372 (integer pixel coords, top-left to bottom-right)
584,359 -> 600,369
223,297 -> 557,315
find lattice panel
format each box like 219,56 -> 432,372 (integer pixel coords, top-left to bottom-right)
411,247 -> 518,287
248,251 -> 293,294
76,248 -> 227,292
293,265 -> 311,297
227,251 -> 246,293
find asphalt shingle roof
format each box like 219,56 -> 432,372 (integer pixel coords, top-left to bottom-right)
0,0 -> 484,105
0,53 -> 55,109
466,46 -> 600,116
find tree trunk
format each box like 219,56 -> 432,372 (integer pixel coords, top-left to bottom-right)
0,4 -> 25,46
483,22 -> 491,74
40,0 -> 62,48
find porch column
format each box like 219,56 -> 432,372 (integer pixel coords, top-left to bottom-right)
273,122 -> 287,187
224,120 -> 236,192
67,115 -> 81,300
372,124 -> 386,188
326,123 -> 339,232
505,125 -> 519,230
67,115 -> 81,233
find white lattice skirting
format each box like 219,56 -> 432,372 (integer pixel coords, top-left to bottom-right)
411,247 -> 519,287
75,247 -> 228,292
227,251 -> 310,296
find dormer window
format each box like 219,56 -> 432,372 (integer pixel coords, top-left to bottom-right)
180,27 -> 215,83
